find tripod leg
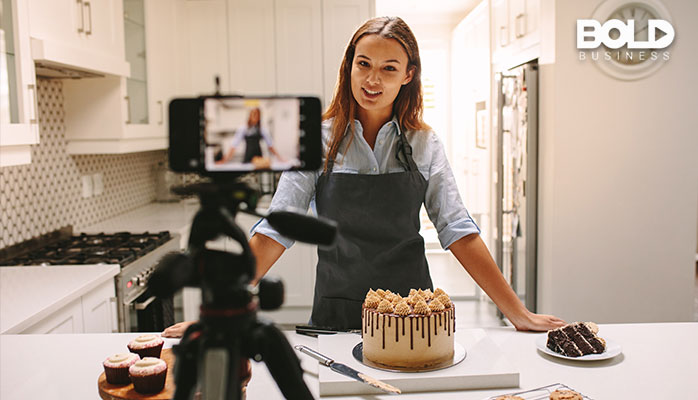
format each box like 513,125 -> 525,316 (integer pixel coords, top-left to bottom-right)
172,323 -> 203,400
247,321 -> 314,400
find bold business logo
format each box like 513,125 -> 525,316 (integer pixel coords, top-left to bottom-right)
576,18 -> 674,63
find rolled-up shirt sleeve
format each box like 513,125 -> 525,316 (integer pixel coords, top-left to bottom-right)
250,169 -> 319,248
424,134 -> 480,250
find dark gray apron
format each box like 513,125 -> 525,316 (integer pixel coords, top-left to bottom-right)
311,129 -> 433,330
243,127 -> 263,163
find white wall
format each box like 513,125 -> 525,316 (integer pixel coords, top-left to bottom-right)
537,0 -> 698,322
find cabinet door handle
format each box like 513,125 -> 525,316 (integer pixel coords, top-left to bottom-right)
500,26 -> 508,47
125,96 -> 131,124
84,1 -> 93,36
77,0 -> 84,33
158,100 -> 164,125
515,13 -> 525,39
27,84 -> 38,124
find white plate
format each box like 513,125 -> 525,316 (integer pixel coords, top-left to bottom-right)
535,335 -> 622,361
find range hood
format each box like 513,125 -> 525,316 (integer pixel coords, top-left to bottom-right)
31,37 -> 130,79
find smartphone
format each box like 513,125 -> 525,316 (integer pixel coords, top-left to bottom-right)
169,95 -> 322,173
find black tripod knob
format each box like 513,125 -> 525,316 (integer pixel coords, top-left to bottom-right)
258,276 -> 284,310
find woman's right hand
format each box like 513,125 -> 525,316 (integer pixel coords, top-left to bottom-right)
162,320 -> 196,338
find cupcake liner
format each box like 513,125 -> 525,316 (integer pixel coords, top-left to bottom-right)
103,365 -> 131,385
130,368 -> 167,394
128,342 -> 163,359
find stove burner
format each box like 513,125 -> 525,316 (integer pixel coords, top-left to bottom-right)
0,231 -> 171,267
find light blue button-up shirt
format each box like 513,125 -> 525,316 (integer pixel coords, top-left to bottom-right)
251,118 -> 480,250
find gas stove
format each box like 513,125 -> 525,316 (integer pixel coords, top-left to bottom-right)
0,228 -> 181,332
0,231 -> 172,266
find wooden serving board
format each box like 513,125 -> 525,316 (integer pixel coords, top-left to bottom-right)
98,349 -> 176,400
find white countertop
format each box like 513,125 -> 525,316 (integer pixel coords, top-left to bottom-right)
1,323 -> 696,399
0,265 -> 120,334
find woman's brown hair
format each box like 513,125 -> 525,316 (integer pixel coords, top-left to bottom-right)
322,16 -> 430,171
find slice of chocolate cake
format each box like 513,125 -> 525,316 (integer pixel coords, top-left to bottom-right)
546,322 -> 606,357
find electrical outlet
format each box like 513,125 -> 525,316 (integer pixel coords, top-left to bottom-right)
92,173 -> 104,196
81,175 -> 93,198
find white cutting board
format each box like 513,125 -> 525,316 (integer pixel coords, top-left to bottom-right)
314,329 -> 519,396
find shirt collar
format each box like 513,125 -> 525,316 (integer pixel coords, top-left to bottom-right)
351,116 -> 402,136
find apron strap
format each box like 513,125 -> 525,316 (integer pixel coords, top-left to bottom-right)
396,131 -> 419,172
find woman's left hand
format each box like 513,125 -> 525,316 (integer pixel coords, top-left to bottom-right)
509,310 -> 566,332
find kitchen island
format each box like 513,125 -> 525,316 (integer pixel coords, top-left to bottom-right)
0,264 -> 119,334
1,323 -> 696,399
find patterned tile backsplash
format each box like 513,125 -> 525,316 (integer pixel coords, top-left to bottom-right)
0,79 -> 168,248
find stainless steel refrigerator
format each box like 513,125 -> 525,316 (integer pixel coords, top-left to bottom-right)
495,61 -> 538,313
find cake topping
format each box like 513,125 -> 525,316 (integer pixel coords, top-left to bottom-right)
375,289 -> 386,298
422,289 -> 434,300
108,354 -> 131,363
364,295 -> 381,309
128,357 -> 167,376
390,294 -> 403,305
413,299 -> 431,315
394,301 -> 411,316
429,298 -> 445,312
407,293 -> 424,306
409,288 -> 418,297
134,334 -> 158,343
128,334 -> 164,349
436,294 -> 452,308
584,321 -> 599,334
365,289 -> 378,300
103,352 -> 140,367
433,288 -> 446,298
377,299 -> 395,313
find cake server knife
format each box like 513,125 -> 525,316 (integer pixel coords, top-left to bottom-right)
294,345 -> 401,395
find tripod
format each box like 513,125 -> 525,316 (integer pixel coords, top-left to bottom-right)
151,181 -> 329,400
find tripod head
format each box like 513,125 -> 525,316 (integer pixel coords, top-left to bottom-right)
150,177 -> 336,400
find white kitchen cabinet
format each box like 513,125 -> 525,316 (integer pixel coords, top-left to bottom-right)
22,279 -> 116,334
491,0 -> 540,67
27,0 -> 129,77
60,0 -> 175,154
321,0 -> 371,104
0,0 -> 39,167
178,0 -> 371,106
175,0 -> 230,96
23,298 -> 84,334
274,0 -> 323,98
81,280 -> 118,333
227,0 -> 276,95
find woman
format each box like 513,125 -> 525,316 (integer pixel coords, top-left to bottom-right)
216,107 -> 283,165
164,16 -> 564,337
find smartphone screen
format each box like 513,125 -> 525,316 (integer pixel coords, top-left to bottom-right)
203,97 -> 302,172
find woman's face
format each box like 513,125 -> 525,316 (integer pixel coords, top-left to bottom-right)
248,109 -> 260,126
350,34 -> 414,117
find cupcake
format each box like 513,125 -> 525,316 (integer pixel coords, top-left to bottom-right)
127,334 -> 164,359
128,357 -> 168,394
102,353 -> 140,385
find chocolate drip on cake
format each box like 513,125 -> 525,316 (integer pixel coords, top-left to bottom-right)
382,315 -> 386,349
427,316 -> 431,346
433,315 -> 438,336
410,317 -> 414,350
421,317 -> 425,339
395,317 -> 399,343
547,322 -> 606,357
